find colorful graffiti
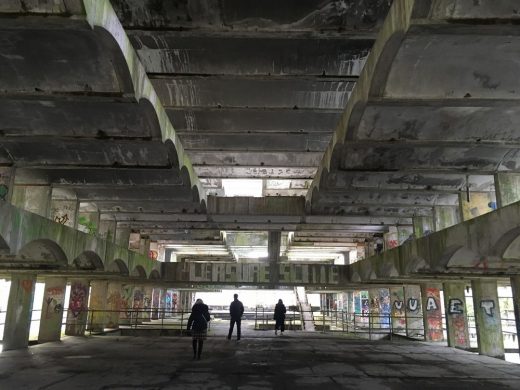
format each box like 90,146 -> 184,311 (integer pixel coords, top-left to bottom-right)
447,298 -> 468,347
54,214 -> 69,225
425,288 -> 443,341
69,282 -> 88,318
44,286 -> 64,319
391,289 -> 406,331
148,250 -> 158,260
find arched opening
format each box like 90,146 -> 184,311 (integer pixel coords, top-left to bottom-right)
18,239 -> 68,265
106,259 -> 129,276
149,269 -> 161,280
131,265 -> 147,278
72,251 -> 104,271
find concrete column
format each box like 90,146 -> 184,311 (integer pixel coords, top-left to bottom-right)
3,274 -> 36,350
88,280 -> 109,332
132,286 -> 144,325
268,230 -> 281,285
413,216 -> 434,238
65,279 -> 90,336
106,281 -> 122,329
138,236 -> 151,257
11,185 -> 51,217
389,286 -> 406,334
459,192 -> 496,221
159,288 -> 167,318
510,276 -> 520,354
151,287 -> 161,319
49,189 -> 78,228
115,225 -> 131,248
119,284 -> 135,325
142,286 -> 153,322
433,206 -> 460,231
0,167 -> 15,203
443,282 -> 470,349
495,173 -> 520,208
99,218 -> 117,243
421,283 -> 443,341
38,277 -> 67,343
471,279 -> 504,359
368,289 -> 381,334
404,285 -> 423,338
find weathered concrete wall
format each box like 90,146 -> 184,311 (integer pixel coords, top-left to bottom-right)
0,201 -> 160,278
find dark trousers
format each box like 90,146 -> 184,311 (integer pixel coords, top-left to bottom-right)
275,319 -> 285,332
228,318 -> 241,340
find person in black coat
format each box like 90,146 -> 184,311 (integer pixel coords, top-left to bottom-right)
274,299 -> 286,335
227,293 -> 244,340
187,299 -> 211,360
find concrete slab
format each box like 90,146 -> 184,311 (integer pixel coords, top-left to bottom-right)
1,330 -> 520,389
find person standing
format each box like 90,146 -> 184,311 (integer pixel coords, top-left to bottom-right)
274,299 -> 287,335
187,298 -> 211,360
227,293 -> 244,340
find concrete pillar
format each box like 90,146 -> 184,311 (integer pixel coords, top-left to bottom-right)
138,236 -> 151,257
510,276 -> 520,354
151,287 -> 161,319
443,282 -> 470,349
119,284 -> 135,325
3,274 -> 36,350
65,279 -> 90,336
38,277 -> 67,343
368,289 -> 381,333
495,173 -> 520,208
459,192 -> 496,221
88,280 -> 109,332
142,286 -> 153,321
268,230 -> 281,285
433,206 -> 460,231
49,188 -> 78,228
99,218 -> 117,243
404,285 -> 423,338
159,288 -> 167,318
115,225 -> 131,248
390,286 -> 406,334
106,281 -> 122,329
471,279 -> 504,359
421,283 -> 443,341
132,286 -> 144,325
413,216 -> 434,238
11,185 -> 51,217
0,167 -> 15,204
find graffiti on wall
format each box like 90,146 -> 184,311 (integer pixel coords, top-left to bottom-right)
69,282 -> 88,318
425,288 -> 443,341
480,300 -> 495,317
0,184 -> 8,201
54,214 -> 69,225
44,286 -> 64,319
447,298 -> 468,347
391,289 -> 406,331
170,263 -> 340,285
120,285 -> 134,319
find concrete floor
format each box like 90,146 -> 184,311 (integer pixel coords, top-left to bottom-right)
1,321 -> 520,389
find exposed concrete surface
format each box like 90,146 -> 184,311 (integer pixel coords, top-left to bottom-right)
1,330 -> 520,389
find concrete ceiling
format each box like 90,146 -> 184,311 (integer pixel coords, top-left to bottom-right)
3,0 -> 516,265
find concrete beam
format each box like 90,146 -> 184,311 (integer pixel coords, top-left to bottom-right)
153,76 -> 355,109
195,166 -> 316,179
129,31 -> 372,76
0,139 -> 172,167
112,0 -> 389,32
15,168 -> 184,187
189,151 -> 322,167
0,97 -> 161,139
167,107 -> 341,132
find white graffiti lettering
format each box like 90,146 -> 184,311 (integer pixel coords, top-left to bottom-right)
448,298 -> 463,314
480,300 -> 495,317
426,297 -> 438,311
394,300 -> 403,310
408,298 -> 418,311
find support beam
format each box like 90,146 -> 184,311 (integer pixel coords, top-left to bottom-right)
443,282 -> 470,350
38,277 -> 67,344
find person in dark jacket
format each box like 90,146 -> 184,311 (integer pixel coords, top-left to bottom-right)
187,298 -> 211,360
227,293 -> 244,341
274,299 -> 286,335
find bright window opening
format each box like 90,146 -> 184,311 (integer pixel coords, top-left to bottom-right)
222,179 -> 263,197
